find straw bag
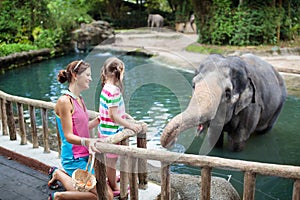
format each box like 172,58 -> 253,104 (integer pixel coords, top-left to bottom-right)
72,153 -> 97,192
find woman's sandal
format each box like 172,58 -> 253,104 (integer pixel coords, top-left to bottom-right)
48,192 -> 55,200
48,166 -> 60,190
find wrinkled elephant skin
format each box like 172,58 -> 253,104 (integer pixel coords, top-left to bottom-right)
161,54 -> 287,152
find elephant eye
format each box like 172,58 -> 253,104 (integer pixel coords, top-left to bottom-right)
192,83 -> 195,89
225,88 -> 231,100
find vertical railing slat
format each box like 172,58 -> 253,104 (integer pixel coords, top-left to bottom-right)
95,153 -> 109,200
29,105 -> 38,148
137,126 -> 148,190
120,138 -> 130,200
161,162 -> 171,200
41,108 -> 50,153
293,179 -> 300,200
243,171 -> 256,200
1,98 -> 8,135
129,157 -> 138,200
201,167 -> 211,200
17,103 -> 27,145
6,101 -> 16,140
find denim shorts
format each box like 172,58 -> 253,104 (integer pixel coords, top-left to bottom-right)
61,156 -> 95,176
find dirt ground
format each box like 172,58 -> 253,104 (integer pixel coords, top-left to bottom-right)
98,29 -> 300,97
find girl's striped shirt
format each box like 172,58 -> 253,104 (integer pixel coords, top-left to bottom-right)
98,84 -> 125,136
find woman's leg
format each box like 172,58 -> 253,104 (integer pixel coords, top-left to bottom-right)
48,169 -> 114,200
48,168 -> 75,191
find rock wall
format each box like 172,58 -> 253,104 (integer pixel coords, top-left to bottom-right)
72,20 -> 115,52
147,164 -> 241,200
0,48 -> 55,72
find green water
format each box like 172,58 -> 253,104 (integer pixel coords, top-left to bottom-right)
0,50 -> 299,200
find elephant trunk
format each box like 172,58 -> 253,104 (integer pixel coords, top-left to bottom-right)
161,76 -> 222,148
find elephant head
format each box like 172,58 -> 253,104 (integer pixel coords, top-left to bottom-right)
161,54 -> 258,152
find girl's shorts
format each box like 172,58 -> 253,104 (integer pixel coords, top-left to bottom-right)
61,156 -> 94,176
99,134 -> 119,159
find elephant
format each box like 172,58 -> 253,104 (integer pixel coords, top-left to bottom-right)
147,14 -> 164,31
160,54 -> 287,152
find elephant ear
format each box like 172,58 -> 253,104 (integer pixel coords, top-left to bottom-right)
234,78 -> 255,115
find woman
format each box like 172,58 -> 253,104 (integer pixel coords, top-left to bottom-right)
48,60 -> 113,200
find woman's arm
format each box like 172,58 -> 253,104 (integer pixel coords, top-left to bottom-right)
55,96 -> 82,145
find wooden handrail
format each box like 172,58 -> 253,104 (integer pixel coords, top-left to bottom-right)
1,89 -> 300,200
93,142 -> 300,181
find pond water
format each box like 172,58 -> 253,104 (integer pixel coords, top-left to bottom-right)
0,50 -> 299,200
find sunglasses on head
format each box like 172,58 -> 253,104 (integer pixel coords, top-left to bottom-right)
74,60 -> 83,71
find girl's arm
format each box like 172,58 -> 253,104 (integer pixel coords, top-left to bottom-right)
109,107 -> 142,133
88,116 -> 100,130
124,113 -> 134,120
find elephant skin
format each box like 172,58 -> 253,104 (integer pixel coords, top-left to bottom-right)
147,14 -> 164,31
160,54 -> 287,152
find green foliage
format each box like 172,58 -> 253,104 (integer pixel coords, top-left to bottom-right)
229,7 -> 278,46
0,44 -> 38,57
0,0 -> 299,55
47,0 -> 93,32
33,27 -> 65,48
0,0 -> 51,44
229,7 -> 252,46
210,0 -> 234,45
194,0 -> 300,46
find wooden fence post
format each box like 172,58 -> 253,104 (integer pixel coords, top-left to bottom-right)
6,101 -> 16,140
201,167 -> 211,200
120,138 -> 130,200
243,171 -> 256,200
1,98 -> 8,135
137,128 -> 148,189
41,108 -> 50,153
293,179 -> 300,200
95,153 -> 109,200
29,105 -> 38,148
161,162 -> 171,200
129,156 -> 139,200
17,103 -> 27,145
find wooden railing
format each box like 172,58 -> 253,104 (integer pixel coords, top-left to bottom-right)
1,90 -> 300,200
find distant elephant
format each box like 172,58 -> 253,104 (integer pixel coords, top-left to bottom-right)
160,54 -> 287,152
147,14 -> 164,30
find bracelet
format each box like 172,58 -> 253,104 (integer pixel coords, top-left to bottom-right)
81,137 -> 86,146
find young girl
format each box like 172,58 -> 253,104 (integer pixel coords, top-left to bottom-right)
48,60 -> 114,200
98,57 -> 142,194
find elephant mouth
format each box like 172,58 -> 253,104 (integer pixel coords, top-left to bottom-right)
197,122 -> 210,135
197,124 -> 204,133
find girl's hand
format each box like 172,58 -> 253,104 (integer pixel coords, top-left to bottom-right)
130,123 -> 143,133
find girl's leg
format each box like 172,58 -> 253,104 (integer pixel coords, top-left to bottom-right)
106,157 -> 120,191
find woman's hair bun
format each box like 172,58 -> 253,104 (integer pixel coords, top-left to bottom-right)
57,69 -> 69,83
